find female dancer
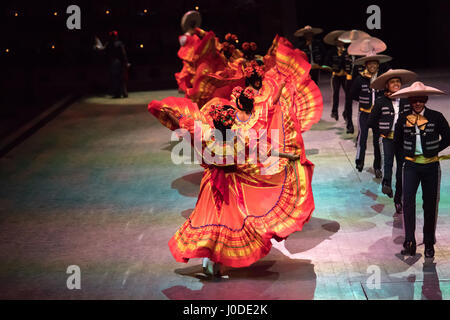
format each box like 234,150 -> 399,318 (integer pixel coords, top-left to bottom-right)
149,35 -> 323,276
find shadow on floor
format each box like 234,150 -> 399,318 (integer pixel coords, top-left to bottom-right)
163,258 -> 316,299
283,217 -> 340,254
309,119 -> 344,132
171,171 -> 203,197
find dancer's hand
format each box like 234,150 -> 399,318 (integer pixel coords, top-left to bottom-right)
278,152 -> 300,161
161,108 -> 180,126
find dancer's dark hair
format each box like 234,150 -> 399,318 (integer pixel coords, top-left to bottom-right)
245,73 -> 262,90
236,95 -> 254,114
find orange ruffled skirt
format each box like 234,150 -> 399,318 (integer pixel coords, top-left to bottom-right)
169,159 -> 314,268
149,35 -> 322,268
149,95 -> 316,268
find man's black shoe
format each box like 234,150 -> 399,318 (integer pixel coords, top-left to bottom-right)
382,184 -> 393,198
401,241 -> 416,256
395,202 -> 402,214
374,169 -> 382,179
331,111 -> 339,121
346,123 -> 354,134
356,163 -> 363,172
425,244 -> 435,258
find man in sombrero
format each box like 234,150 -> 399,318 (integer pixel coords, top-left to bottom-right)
349,37 -> 392,177
368,69 -> 417,214
323,30 -> 353,124
392,81 -> 449,258
338,30 -> 371,133
294,25 -> 325,84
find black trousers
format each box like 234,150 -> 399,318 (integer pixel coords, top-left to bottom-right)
344,79 -> 354,126
356,111 -> 381,169
109,59 -> 127,97
331,75 -> 347,114
382,137 -> 404,204
402,161 -> 441,245
310,69 -> 320,85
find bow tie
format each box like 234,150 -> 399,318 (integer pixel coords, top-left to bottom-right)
406,113 -> 428,130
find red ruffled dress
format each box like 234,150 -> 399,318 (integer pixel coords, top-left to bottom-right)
175,32 -> 201,93
184,31 -> 246,108
149,35 -> 323,268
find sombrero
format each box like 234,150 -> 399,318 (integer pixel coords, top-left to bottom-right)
294,25 -> 323,37
323,30 -> 347,46
348,37 -> 386,56
354,53 -> 392,65
181,10 -> 201,33
338,30 -> 370,44
390,81 -> 446,99
370,69 -> 417,90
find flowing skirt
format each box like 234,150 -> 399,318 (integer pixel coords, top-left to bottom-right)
149,34 -> 323,268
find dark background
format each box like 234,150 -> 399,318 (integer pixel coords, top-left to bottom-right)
1,0 -> 449,138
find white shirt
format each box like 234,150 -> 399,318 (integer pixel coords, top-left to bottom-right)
414,109 -> 425,155
370,72 -> 378,106
370,72 -> 378,84
392,98 -> 400,130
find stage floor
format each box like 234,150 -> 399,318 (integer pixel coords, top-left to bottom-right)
1,73 -> 449,300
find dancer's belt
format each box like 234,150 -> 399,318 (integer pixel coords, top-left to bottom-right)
360,106 -> 373,113
381,132 -> 394,139
333,70 -> 347,77
405,155 -> 450,164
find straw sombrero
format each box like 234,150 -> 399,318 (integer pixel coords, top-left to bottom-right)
338,30 -> 370,44
323,30 -> 347,46
294,25 -> 323,37
348,37 -> 386,56
181,10 -> 201,33
390,81 -> 446,98
370,69 -> 417,90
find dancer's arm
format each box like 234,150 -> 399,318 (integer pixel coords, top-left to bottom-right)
160,109 -> 181,127
350,76 -> 361,102
195,27 -> 206,38
368,99 -> 381,129
393,115 -> 405,153
273,81 -> 286,105
278,152 -> 300,161
438,113 -> 450,152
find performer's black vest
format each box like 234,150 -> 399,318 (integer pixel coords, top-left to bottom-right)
351,75 -> 383,111
369,95 -> 411,136
325,47 -> 353,74
298,39 -> 324,65
394,108 -> 450,158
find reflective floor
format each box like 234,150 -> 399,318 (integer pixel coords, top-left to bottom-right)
0,72 -> 449,299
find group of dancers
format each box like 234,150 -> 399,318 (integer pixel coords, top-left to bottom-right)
148,11 -> 449,276
293,25 -> 449,258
